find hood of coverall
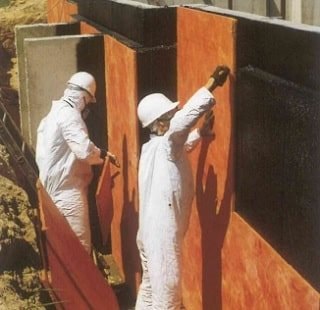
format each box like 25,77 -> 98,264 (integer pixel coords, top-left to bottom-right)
62,88 -> 90,112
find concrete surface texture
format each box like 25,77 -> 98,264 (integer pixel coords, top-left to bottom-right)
15,23 -> 80,144
23,34 -> 99,147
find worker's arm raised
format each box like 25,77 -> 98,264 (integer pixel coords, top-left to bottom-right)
200,65 -> 230,137
205,65 -> 230,92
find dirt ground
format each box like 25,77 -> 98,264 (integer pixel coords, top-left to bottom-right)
0,0 -> 48,308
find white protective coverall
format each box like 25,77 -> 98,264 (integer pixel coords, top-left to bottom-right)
136,87 -> 215,309
36,88 -> 103,253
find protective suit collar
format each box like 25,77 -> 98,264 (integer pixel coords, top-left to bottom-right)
62,88 -> 87,112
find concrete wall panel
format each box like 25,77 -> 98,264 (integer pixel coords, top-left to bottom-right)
302,0 -> 320,26
177,7 -> 236,309
232,0 -> 266,16
37,182 -> 119,309
194,5 -> 320,91
179,5 -> 320,307
178,6 -> 320,309
237,66 -> 320,292
198,5 -> 320,291
106,34 -> 177,296
75,0 -> 176,47
15,23 -> 80,145
223,213 -> 319,309
24,34 -> 104,148
105,35 -> 141,295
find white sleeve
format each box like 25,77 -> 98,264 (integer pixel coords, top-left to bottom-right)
58,107 -> 103,165
184,128 -> 201,152
165,87 -> 214,160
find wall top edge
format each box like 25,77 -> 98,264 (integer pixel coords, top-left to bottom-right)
15,23 -> 72,29
182,4 -> 320,34
23,34 -> 100,42
73,0 -> 160,9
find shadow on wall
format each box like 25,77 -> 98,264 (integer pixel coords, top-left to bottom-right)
195,83 -> 234,309
75,37 -> 108,250
120,135 -> 140,301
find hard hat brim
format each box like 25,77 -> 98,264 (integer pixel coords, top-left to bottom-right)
67,82 -> 96,103
142,101 -> 179,128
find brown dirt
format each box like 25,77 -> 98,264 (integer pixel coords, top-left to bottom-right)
0,0 -> 48,308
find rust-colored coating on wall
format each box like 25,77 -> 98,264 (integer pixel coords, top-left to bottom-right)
47,0 -> 77,23
37,181 -> 119,309
223,213 -> 319,309
177,7 -> 236,309
96,159 -> 114,247
105,35 -> 141,294
80,21 -> 101,34
178,7 -> 319,310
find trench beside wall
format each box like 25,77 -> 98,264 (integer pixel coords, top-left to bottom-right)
27,0 -> 320,308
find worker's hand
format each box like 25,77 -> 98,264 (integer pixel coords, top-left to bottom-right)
100,149 -> 121,167
107,151 -> 121,168
200,110 -> 215,137
211,65 -> 230,87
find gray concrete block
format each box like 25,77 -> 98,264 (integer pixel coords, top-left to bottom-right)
23,34 -> 105,148
302,0 -> 320,26
232,0 -> 267,16
15,23 -> 80,145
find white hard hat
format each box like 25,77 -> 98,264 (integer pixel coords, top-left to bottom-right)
67,71 -> 96,102
137,93 -> 179,128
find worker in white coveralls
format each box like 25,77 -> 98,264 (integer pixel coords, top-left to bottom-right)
135,65 -> 230,309
36,72 -> 114,254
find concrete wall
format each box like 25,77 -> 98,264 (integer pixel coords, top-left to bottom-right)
78,12 -> 177,295
105,36 -> 177,295
75,0 -> 176,47
96,0 -> 320,26
15,23 -> 80,145
177,8 -> 235,308
42,0 -> 320,307
22,34 -> 105,148
104,35 -> 141,293
302,0 -> 320,26
197,4 -> 320,292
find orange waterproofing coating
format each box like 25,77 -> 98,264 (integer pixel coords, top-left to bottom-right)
95,159 -> 114,246
178,7 -> 319,309
47,0 -> 77,24
105,35 -> 141,293
177,8 -> 235,309
37,181 -> 119,310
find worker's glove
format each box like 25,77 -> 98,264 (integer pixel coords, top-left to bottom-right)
211,65 -> 230,87
100,149 -> 121,168
200,110 -> 215,137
